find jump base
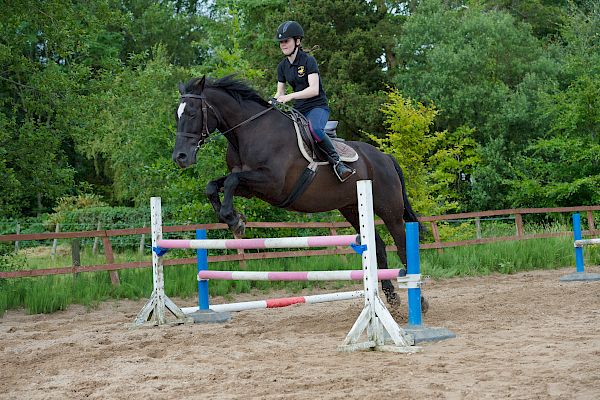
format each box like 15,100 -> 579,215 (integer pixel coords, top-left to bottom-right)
403,325 -> 456,343
560,272 -> 600,282
188,309 -> 232,324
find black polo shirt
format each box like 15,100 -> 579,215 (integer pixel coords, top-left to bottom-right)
277,50 -> 328,114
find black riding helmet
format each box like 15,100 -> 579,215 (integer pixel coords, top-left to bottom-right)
275,21 -> 304,41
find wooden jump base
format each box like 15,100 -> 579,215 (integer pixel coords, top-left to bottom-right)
135,180 -> 419,352
560,213 -> 600,282
197,269 -> 402,282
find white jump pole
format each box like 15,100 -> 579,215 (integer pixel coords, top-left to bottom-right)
181,290 -> 364,314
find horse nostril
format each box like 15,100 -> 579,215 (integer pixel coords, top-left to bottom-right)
176,152 -> 187,161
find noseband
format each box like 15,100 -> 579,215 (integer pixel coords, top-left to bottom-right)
176,93 -> 275,149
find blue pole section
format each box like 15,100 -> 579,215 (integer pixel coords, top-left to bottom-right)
573,213 -> 584,273
406,222 -> 422,326
196,229 -> 209,310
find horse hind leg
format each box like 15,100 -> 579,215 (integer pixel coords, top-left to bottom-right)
339,207 -> 399,307
382,215 -> 429,314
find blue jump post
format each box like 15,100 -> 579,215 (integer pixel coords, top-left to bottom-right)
559,213 -> 600,282
187,229 -> 231,323
402,222 -> 455,343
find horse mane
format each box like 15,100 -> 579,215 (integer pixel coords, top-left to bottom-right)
185,75 -> 270,107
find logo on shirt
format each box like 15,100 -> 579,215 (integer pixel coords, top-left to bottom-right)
297,66 -> 305,77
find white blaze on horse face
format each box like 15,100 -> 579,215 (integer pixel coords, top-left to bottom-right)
177,102 -> 186,119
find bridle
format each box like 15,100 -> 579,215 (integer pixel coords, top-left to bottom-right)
176,93 -> 274,150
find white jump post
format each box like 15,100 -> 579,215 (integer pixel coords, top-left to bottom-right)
338,180 -> 418,353
134,197 -> 190,326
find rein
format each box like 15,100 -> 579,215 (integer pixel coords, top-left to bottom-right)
177,93 -> 274,148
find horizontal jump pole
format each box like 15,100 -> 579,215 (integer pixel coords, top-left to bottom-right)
181,290 -> 364,314
197,269 -> 402,281
158,234 -> 359,250
575,239 -> 600,247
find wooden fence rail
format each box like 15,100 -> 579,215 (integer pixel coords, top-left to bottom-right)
1,206 -> 599,281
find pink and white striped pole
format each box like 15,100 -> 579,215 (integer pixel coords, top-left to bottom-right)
197,269 -> 402,281
158,234 -> 359,250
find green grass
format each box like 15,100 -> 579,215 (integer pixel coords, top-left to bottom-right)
1,233 -> 599,316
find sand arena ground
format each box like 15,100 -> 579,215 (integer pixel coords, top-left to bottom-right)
1,266 -> 599,399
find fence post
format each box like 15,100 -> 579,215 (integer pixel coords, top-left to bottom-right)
329,226 -> 347,260
430,221 -> 443,253
14,223 -> 20,252
586,211 -> 595,232
51,223 -> 60,259
475,217 -> 482,239
515,213 -> 524,238
71,238 -> 80,279
92,221 -> 101,255
102,235 -> 120,286
139,223 -> 146,255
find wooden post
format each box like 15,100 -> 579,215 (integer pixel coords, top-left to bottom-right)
587,211 -> 595,232
430,221 -> 443,253
14,223 -> 20,252
51,223 -> 60,259
475,217 -> 482,239
92,221 -> 101,255
330,226 -> 348,262
102,235 -> 120,286
237,248 -> 246,269
515,213 -> 524,238
71,239 -> 80,279
139,223 -> 146,255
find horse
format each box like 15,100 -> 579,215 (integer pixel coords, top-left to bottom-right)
172,75 -> 423,308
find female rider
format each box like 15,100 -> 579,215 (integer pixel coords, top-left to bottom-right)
274,21 -> 355,182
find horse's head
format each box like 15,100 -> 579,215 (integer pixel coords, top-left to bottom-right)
173,76 -> 219,168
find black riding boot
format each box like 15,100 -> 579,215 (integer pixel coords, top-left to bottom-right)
317,135 -> 356,182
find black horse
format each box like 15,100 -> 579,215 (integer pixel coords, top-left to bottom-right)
172,75 -> 421,307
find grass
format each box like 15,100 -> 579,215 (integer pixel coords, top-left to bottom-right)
1,223 -> 599,317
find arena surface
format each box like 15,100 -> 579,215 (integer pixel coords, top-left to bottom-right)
1,266 -> 599,399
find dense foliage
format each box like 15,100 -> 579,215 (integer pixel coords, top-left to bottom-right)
1,0 -> 598,224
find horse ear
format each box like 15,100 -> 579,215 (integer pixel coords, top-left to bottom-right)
196,76 -> 206,92
178,82 -> 186,95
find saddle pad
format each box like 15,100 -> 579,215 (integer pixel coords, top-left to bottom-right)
294,121 -> 359,164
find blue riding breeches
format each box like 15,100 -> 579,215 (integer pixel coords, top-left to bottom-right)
304,107 -> 330,142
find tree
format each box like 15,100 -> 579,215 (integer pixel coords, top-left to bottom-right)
370,89 -> 479,215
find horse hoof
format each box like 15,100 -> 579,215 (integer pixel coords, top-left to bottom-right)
232,220 -> 246,238
385,292 -> 401,308
421,295 -> 429,314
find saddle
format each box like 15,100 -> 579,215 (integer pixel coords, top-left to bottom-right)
273,106 -> 359,208
290,111 -> 358,164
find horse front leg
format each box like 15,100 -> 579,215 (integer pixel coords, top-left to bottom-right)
206,176 -> 227,219
219,171 -> 270,238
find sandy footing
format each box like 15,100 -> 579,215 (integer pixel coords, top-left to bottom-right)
1,267 -> 600,399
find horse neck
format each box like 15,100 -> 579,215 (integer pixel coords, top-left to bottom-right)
208,89 -> 292,151
207,89 -> 265,134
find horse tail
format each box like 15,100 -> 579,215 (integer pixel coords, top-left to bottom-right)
388,155 -> 419,223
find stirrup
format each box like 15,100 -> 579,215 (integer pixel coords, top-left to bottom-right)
333,162 -> 356,183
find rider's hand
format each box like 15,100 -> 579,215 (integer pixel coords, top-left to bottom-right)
276,94 -> 293,103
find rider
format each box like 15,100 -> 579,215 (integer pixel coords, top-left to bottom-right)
274,21 -> 355,182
